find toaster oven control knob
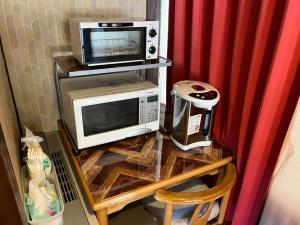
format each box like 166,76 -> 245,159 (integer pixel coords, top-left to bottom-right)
149,29 -> 157,37
149,46 -> 156,54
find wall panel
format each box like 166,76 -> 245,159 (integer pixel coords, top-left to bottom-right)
0,42 -> 21,192
0,0 -> 146,131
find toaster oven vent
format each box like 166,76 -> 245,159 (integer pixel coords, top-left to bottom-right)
51,151 -> 78,203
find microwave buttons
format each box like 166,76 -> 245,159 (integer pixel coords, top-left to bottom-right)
149,46 -> 156,54
146,101 -> 158,123
146,110 -> 158,122
149,29 -> 157,37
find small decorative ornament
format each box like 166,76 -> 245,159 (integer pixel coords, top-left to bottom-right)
21,126 -> 52,179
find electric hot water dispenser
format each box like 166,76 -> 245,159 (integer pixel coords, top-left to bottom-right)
170,81 -> 220,150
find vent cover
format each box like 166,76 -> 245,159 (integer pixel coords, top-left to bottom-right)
51,151 -> 78,203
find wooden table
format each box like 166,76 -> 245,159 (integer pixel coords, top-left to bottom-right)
59,127 -> 233,225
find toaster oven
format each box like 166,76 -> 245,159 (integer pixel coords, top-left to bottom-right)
69,19 -> 159,66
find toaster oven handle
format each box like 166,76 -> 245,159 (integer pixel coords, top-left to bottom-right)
98,23 -> 134,27
203,110 -> 212,136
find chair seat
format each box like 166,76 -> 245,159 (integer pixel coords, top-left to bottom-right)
142,179 -> 220,225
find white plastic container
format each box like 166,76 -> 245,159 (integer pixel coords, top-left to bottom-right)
27,158 -> 52,180
22,127 -> 52,180
22,166 -> 64,225
28,167 -> 47,180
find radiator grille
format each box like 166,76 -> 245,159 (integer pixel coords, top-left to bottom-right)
51,151 -> 78,203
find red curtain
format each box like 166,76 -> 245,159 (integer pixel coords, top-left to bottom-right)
167,0 -> 300,224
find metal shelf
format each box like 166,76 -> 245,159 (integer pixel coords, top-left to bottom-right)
54,56 -> 173,78
53,55 -> 173,145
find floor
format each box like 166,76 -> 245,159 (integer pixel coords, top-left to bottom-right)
109,202 -> 159,225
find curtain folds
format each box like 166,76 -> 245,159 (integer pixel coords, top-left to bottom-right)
167,0 -> 300,224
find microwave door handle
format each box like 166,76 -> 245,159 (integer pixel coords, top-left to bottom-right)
203,110 -> 212,136
125,128 -> 153,139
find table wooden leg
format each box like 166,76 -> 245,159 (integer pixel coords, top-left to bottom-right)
96,208 -> 108,225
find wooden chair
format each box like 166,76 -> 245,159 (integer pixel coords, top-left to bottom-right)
142,163 -> 237,225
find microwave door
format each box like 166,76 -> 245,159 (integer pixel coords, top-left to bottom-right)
81,98 -> 140,137
82,27 -> 146,65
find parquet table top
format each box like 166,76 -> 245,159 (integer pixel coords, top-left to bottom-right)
60,128 -> 233,212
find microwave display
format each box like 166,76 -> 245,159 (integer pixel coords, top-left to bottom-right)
147,95 -> 158,102
82,98 -> 139,136
82,27 -> 146,64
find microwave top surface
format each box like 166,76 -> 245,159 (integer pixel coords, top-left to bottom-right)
60,72 -> 157,100
60,71 -> 142,91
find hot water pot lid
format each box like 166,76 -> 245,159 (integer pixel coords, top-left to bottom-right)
171,80 -> 220,107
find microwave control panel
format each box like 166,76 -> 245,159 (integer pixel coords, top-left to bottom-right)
139,95 -> 159,124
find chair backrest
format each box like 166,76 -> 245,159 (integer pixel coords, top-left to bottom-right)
154,163 -> 237,225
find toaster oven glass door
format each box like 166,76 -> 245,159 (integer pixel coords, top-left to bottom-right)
82,27 -> 146,64
81,98 -> 139,136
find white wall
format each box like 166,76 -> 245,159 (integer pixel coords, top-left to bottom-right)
259,97 -> 300,225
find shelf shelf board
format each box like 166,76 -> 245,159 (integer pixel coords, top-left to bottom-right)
54,56 -> 173,77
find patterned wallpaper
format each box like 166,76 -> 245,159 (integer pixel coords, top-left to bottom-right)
0,0 -> 146,132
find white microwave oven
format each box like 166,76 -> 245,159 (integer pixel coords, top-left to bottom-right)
60,72 -> 160,149
69,18 -> 159,66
